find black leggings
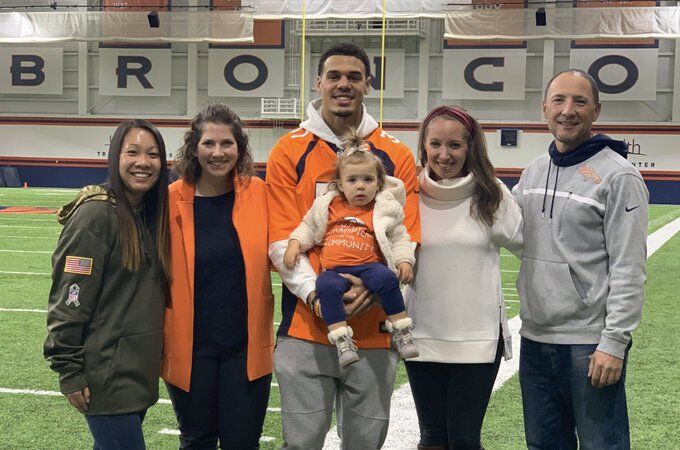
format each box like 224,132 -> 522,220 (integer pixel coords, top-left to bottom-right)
165,343 -> 271,450
405,338 -> 504,450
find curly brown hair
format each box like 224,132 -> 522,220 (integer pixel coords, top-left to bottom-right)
174,103 -> 254,184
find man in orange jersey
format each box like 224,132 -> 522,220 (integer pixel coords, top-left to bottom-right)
267,43 -> 420,449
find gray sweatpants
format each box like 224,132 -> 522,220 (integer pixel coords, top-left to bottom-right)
275,336 -> 398,450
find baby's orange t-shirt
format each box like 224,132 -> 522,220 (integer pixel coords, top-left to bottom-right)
320,197 -> 383,269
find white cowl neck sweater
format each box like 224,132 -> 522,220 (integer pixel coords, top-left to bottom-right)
404,167 -> 523,363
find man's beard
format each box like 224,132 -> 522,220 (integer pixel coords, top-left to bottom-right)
332,109 -> 353,118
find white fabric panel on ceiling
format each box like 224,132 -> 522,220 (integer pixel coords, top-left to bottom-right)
245,0 -> 449,19
0,11 -> 253,43
445,7 -> 680,40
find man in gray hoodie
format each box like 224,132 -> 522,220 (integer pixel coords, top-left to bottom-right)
513,69 -> 648,449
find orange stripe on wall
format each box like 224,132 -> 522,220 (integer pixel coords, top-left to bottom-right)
6,117 -> 680,135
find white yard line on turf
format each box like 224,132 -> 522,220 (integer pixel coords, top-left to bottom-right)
0,308 -> 47,313
0,270 -> 51,276
159,429 -> 275,442
0,388 -> 61,396
325,216 -> 680,450
0,388 -> 282,411
0,225 -> 58,229
646,215 -> 680,255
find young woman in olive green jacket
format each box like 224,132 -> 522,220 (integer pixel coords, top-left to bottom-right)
44,119 -> 171,449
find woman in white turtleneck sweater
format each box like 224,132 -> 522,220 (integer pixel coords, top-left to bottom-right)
404,106 -> 523,450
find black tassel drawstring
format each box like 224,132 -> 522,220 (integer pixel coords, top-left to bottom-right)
549,165 -> 560,221
541,161 -> 552,218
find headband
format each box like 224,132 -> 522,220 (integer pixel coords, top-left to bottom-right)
422,105 -> 476,139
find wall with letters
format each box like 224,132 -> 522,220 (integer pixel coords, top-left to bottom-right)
0,20 -> 677,121
1,15 -> 680,202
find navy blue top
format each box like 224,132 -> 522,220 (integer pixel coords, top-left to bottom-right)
193,191 -> 247,352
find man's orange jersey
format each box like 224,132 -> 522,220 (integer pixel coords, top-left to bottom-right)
267,127 -> 421,348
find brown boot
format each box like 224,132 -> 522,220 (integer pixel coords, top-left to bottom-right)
417,445 -> 447,450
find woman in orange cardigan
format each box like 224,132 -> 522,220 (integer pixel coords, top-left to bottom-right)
162,103 -> 274,449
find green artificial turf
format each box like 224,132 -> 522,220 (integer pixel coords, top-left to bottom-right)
1,188 -> 679,449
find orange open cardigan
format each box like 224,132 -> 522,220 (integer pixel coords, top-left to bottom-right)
162,176 -> 274,391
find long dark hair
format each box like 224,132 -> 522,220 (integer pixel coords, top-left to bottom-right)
418,105 -> 502,227
107,119 -> 171,279
174,103 -> 254,185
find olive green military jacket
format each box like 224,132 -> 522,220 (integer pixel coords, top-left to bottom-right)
44,186 -> 166,415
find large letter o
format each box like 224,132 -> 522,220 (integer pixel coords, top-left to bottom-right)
224,55 -> 268,91
588,55 -> 638,94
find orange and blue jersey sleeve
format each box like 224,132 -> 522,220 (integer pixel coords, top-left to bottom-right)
266,137 -> 304,244
392,145 -> 421,245
370,128 -> 421,245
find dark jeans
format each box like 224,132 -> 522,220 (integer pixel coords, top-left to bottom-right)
405,338 -> 504,449
317,262 -> 405,326
85,410 -> 147,450
165,343 -> 271,450
519,337 -> 631,450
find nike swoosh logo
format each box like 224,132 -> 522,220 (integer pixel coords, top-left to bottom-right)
625,205 -> 639,212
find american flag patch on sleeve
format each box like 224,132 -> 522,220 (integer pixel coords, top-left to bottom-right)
64,256 -> 93,276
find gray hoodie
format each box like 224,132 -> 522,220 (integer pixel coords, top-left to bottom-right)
512,140 -> 648,359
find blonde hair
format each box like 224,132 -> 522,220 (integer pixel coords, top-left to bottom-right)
330,129 -> 386,193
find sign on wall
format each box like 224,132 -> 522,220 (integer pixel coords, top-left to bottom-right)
99,48 -> 171,96
365,50 -> 405,99
569,48 -> 658,101
0,47 -> 63,94
442,48 -> 527,100
208,48 -> 284,98
443,0 -> 526,100
570,0 -> 658,101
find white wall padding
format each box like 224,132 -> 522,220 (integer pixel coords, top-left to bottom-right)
0,11 -> 253,43
445,6 -> 680,40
